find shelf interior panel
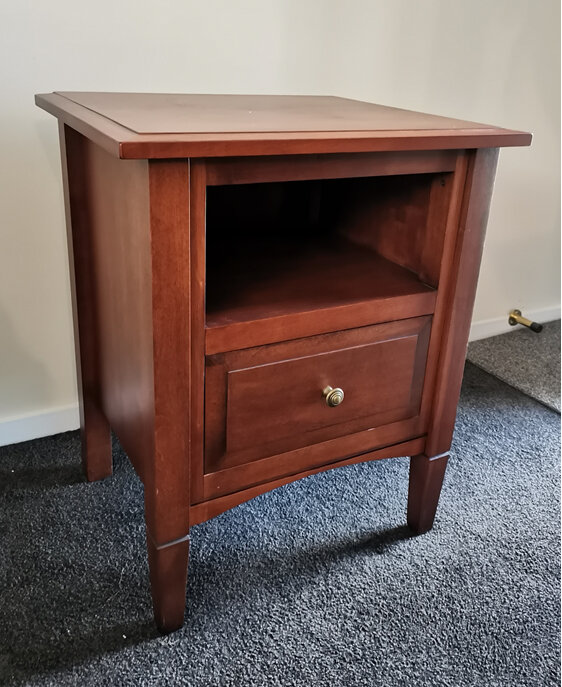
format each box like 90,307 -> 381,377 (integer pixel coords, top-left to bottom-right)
205,237 -> 436,353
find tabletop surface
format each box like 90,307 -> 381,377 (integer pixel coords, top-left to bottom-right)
35,92 -> 532,158
51,92 -> 502,135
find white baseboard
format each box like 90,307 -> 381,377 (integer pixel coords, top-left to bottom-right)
469,305 -> 561,342
0,404 -> 80,447
1,305 -> 559,447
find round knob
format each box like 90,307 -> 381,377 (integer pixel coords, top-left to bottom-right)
323,386 -> 344,407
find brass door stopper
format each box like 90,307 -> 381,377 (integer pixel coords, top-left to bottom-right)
508,309 -> 543,333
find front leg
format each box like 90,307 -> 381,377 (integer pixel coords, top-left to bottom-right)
406,152 -> 499,535
146,522 -> 190,633
407,453 -> 449,534
144,159 -> 192,632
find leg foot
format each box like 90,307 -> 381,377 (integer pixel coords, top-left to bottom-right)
407,453 -> 449,534
147,534 -> 190,633
81,396 -> 112,482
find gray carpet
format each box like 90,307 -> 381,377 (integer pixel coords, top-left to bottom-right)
0,363 -> 559,687
468,320 -> 561,412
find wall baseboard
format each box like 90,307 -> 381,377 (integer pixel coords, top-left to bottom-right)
469,305 -> 560,342
1,304 -> 559,447
0,404 -> 79,447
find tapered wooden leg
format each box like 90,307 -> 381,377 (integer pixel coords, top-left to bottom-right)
147,532 -> 190,633
80,396 -> 112,482
407,453 -> 449,534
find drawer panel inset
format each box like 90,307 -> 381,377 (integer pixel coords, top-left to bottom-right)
204,316 -> 431,475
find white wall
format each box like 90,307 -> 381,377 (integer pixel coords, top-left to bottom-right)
0,0 -> 559,444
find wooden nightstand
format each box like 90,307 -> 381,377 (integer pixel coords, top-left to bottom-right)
35,92 -> 531,632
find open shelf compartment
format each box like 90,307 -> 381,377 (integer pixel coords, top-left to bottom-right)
205,173 -> 451,353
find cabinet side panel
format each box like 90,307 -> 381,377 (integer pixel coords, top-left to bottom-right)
425,148 -> 499,456
73,130 -> 155,480
331,175 -> 432,276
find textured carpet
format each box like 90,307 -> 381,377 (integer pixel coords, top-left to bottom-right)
468,320 -> 560,412
0,363 -> 559,687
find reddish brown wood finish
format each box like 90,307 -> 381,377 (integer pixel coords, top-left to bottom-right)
414,154 -> 469,430
205,150 -> 457,186
48,93 -> 513,136
188,160 -> 207,505
425,148 -> 499,457
120,132 -> 528,161
203,415 -> 426,500
206,241 -> 436,353
147,535 -> 190,633
205,317 -> 431,473
145,160 -> 191,543
191,437 -> 426,526
331,174 -> 449,287
418,174 -> 456,286
407,453 -> 449,534
204,170 -> 451,353
39,93 -> 530,633
59,123 -> 112,482
62,129 -> 155,484
59,126 -> 192,631
36,92 -> 532,160
144,161 -> 192,631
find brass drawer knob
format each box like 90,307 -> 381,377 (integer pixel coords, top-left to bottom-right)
323,386 -> 344,407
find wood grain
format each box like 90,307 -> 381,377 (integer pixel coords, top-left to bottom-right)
416,153 -> 469,430
42,91 -> 529,632
58,129 -> 192,631
203,416 -> 426,500
52,92 -> 524,135
191,437 -> 426,526
205,150 -> 457,186
425,149 -> 499,457
59,123 -> 113,482
147,535 -> 190,633
143,159 -> 192,544
36,92 -> 532,159
188,160 -> 207,504
332,174 -> 439,284
206,238 -> 436,354
65,131 -> 154,484
144,160 -> 192,632
205,317 -> 431,473
407,453 -> 449,534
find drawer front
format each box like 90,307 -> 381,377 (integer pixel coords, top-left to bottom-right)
205,316 -> 431,475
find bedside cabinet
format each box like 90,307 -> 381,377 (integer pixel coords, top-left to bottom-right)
35,92 -> 531,632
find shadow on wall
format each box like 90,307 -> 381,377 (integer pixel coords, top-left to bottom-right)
0,305 -> 56,424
